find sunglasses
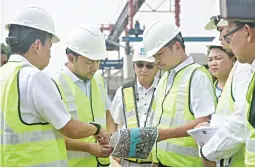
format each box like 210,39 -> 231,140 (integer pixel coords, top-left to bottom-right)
135,62 -> 155,69
223,24 -> 244,44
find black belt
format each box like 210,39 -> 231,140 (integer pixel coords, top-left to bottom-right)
123,158 -> 151,164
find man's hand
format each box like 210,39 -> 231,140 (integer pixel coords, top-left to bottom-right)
96,128 -> 111,144
94,128 -> 110,146
195,122 -> 210,129
88,143 -> 113,158
202,159 -> 216,167
112,157 -> 121,165
151,163 -> 159,167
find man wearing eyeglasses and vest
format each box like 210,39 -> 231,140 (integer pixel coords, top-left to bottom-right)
52,25 -> 115,167
110,44 -> 159,167
196,0 -> 252,167
0,7 -> 110,167
214,1 -> 255,166
141,20 -> 216,167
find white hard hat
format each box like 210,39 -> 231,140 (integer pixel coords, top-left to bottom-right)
67,25 -> 108,60
206,35 -> 223,48
205,0 -> 228,30
132,43 -> 155,63
5,6 -> 60,43
143,20 -> 181,57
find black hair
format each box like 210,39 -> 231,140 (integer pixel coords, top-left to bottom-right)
65,47 -> 80,57
164,32 -> 185,51
6,24 -> 52,55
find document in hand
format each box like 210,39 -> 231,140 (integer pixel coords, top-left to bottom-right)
187,127 -> 219,146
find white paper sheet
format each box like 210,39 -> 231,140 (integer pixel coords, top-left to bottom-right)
187,127 -> 219,146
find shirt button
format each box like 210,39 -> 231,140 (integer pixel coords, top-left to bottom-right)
144,104 -> 147,106
145,93 -> 147,95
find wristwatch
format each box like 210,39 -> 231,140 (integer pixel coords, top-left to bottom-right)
89,122 -> 101,135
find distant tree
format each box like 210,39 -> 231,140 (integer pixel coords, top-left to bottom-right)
1,43 -> 11,59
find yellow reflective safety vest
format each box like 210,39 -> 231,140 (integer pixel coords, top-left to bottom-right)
153,63 -> 216,167
245,73 -> 255,167
213,67 -> 246,167
54,71 -> 110,167
121,80 -> 156,164
0,62 -> 67,167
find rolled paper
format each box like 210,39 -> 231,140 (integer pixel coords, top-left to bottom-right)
110,127 -> 158,159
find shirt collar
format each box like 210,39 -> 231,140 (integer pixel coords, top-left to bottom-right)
62,65 -> 82,83
251,59 -> 255,73
172,56 -> 194,73
8,54 -> 35,67
136,77 -> 158,90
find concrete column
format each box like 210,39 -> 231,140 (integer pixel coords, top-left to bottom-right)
123,54 -> 135,81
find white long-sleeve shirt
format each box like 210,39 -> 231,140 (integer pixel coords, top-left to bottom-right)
202,62 -> 252,161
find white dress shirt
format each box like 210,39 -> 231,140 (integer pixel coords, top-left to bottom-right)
6,55 -> 71,130
155,57 -> 216,118
202,62 -> 252,162
110,78 -> 158,128
61,66 -> 111,111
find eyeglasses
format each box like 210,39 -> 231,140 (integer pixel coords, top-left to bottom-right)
135,62 -> 155,69
223,25 -> 244,44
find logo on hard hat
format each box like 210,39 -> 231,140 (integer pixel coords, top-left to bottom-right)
139,47 -> 146,56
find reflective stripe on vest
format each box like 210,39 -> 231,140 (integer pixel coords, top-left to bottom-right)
157,141 -> 199,157
0,62 -> 67,167
122,84 -> 156,163
245,74 -> 255,167
55,71 -> 110,167
154,63 -> 214,167
246,136 -> 255,167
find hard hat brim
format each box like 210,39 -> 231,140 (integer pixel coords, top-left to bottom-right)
145,46 -> 163,58
144,29 -> 180,58
217,19 -> 228,27
5,23 -> 60,43
191,54 -> 208,65
51,35 -> 60,43
205,19 -> 228,30
132,57 -> 155,63
205,20 -> 217,30
81,51 -> 108,61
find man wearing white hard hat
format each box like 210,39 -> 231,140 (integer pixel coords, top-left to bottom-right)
195,0 -> 252,166
53,25 -> 114,167
0,7 -> 110,167
110,44 -> 159,167
142,20 -> 216,167
218,1 -> 255,166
